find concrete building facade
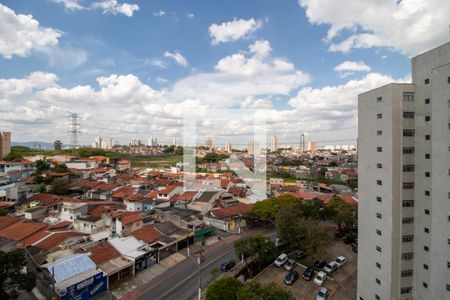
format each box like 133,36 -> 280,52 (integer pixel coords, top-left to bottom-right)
358,42 -> 450,300
0,132 -> 11,160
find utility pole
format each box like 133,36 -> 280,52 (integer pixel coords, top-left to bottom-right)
198,235 -> 204,300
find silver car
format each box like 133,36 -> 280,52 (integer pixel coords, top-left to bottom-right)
316,287 -> 329,300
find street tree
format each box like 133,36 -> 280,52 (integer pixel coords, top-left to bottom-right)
205,276 -> 243,300
0,250 -> 35,298
237,282 -> 294,300
234,234 -> 277,277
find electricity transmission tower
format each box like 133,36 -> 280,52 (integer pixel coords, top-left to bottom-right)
67,112 -> 80,149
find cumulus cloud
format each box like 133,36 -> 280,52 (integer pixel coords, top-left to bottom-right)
164,51 -> 188,67
153,10 -> 165,17
334,60 -> 371,78
299,0 -> 450,56
91,0 -> 139,17
49,0 -> 84,10
0,4 -> 61,59
209,18 -> 263,45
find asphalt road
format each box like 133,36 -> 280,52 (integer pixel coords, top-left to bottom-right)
136,231 -> 277,300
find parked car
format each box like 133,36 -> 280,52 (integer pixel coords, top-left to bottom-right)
220,260 -> 236,272
291,250 -> 307,260
335,256 -> 347,268
274,253 -> 288,267
313,271 -> 327,286
323,261 -> 339,273
313,259 -> 327,270
316,287 -> 329,300
351,240 -> 358,253
283,270 -> 299,286
343,234 -> 355,244
302,266 -> 315,281
284,259 -> 296,271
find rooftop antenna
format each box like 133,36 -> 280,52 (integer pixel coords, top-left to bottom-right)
67,112 -> 80,149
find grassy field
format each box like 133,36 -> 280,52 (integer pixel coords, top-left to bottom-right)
130,155 -> 183,168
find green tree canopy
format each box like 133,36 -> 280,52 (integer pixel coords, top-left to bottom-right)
35,159 -> 50,174
205,276 -> 243,300
237,282 -> 294,300
251,195 -> 298,223
234,234 -> 277,277
0,250 -> 35,298
52,163 -> 69,173
327,196 -> 355,228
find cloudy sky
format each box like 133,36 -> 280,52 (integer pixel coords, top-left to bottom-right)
0,0 -> 449,147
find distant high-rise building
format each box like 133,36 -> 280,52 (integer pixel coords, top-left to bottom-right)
225,143 -> 232,153
54,140 -> 63,150
270,134 -> 278,152
0,132 -> 11,160
307,141 -> 317,153
300,133 -> 305,152
247,139 -> 260,156
147,137 -> 157,147
205,137 -> 213,149
173,137 -> 179,147
358,42 -> 450,300
130,139 -> 141,146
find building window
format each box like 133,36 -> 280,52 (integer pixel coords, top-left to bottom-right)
376,196 -> 382,202
376,229 -> 382,236
402,217 -> 414,224
401,287 -> 412,294
424,246 -> 429,252
403,111 -> 415,118
425,115 -> 431,122
424,227 -> 429,233
425,153 -> 430,159
375,295 -> 380,300
403,147 -> 415,154
447,284 -> 450,291
425,172 -> 430,177
377,130 -> 382,135
377,180 -> 382,185
402,252 -> 414,260
376,213 -> 382,219
377,113 -> 383,119
377,96 -> 383,102
425,98 -> 430,104
425,190 -> 430,196
376,262 -> 381,269
423,264 -> 429,270
448,77 -> 450,84
402,235 -> 414,242
377,146 -> 382,152
425,135 -> 431,140
376,246 -> 382,252
424,209 -> 430,215
376,278 -> 381,285
377,163 -> 382,168
403,165 -> 415,172
403,92 -> 414,101
403,129 -> 415,137
448,261 -> 450,268
424,78 -> 430,84
403,182 -> 414,189
423,282 -> 428,288
401,270 -> 413,277
402,200 -> 414,207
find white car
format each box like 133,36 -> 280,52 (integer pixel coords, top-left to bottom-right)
323,261 -> 338,273
335,256 -> 347,268
284,259 -> 296,271
274,253 -> 288,267
316,287 -> 329,300
313,271 -> 327,286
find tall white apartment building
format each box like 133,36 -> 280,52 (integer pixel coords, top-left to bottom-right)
270,134 -> 278,152
358,42 -> 450,300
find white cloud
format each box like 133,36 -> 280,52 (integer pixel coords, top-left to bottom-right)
186,13 -> 194,18
164,51 -> 188,67
91,0 -> 139,17
38,44 -> 88,69
0,4 -> 61,59
209,18 -> 263,45
299,0 -> 450,56
156,77 -> 168,84
146,58 -> 168,69
50,0 -> 84,10
153,10 -> 165,17
335,61 -> 371,73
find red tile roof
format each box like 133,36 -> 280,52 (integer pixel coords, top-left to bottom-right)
95,182 -> 120,191
288,191 -> 333,202
75,180 -> 103,189
120,214 -> 142,225
170,191 -> 198,202
130,224 -> 161,244
0,216 -> 21,230
87,241 -> 121,265
228,187 -> 247,197
210,202 -> 252,219
33,231 -> 85,251
89,204 -> 125,218
0,220 -> 47,241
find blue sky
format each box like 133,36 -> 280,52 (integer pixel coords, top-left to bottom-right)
0,0 -> 448,147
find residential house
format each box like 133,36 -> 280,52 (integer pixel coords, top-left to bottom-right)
74,216 -> 105,234
60,202 -> 88,222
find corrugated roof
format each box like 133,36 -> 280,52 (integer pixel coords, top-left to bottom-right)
42,253 -> 96,283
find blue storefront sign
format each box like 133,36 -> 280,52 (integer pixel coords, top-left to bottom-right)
60,272 -> 107,300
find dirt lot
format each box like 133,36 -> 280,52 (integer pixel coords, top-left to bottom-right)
255,240 -> 357,300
